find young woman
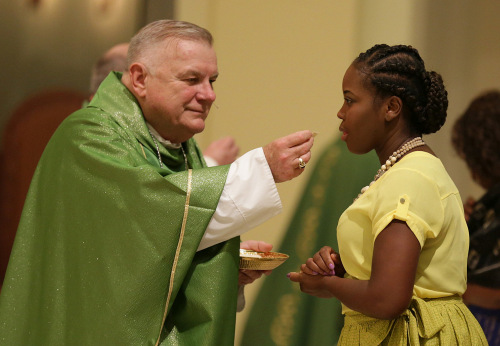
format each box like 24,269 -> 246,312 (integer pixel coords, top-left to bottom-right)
288,44 -> 487,344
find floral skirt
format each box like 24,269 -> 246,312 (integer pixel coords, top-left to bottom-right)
338,296 -> 487,345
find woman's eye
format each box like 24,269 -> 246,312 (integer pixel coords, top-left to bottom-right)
344,98 -> 352,104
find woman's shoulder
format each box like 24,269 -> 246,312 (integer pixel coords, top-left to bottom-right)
382,151 -> 459,197
398,150 -> 441,167
392,151 -> 448,180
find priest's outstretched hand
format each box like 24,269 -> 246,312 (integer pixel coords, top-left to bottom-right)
263,130 -> 315,183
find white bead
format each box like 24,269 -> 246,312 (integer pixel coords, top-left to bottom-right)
361,186 -> 369,193
381,165 -> 387,170
386,160 -> 391,166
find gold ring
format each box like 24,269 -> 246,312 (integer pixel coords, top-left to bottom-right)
298,158 -> 306,169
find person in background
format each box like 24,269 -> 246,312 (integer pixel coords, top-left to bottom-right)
452,90 -> 500,345
0,20 -> 314,345
89,42 -> 130,101
288,44 -> 487,344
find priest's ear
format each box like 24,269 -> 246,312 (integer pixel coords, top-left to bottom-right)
384,96 -> 403,122
127,62 -> 149,98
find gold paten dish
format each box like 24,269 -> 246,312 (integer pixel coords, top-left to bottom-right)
239,249 -> 289,270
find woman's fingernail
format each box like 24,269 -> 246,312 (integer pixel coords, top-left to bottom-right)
329,263 -> 335,270
312,271 -> 318,275
331,270 -> 335,276
286,273 -> 291,278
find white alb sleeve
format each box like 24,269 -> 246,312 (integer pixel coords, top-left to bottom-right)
197,148 -> 282,251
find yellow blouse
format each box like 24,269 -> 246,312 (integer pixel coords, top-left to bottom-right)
338,152 -> 468,313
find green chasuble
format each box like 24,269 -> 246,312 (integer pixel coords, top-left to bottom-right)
241,138 -> 379,346
0,72 -> 240,345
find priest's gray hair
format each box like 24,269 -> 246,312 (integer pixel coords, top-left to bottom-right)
127,20 -> 213,73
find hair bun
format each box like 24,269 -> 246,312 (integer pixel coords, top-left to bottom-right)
418,71 -> 448,134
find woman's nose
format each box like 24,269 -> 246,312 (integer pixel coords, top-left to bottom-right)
337,107 -> 344,120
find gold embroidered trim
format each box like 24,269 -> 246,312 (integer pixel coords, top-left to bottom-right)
155,169 -> 193,346
140,143 -> 147,159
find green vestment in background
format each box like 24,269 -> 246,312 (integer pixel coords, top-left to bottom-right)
0,73 -> 240,345
241,138 -> 379,346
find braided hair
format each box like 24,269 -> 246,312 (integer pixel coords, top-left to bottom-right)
354,44 -> 448,134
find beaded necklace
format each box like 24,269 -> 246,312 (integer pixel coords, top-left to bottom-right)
355,136 -> 425,200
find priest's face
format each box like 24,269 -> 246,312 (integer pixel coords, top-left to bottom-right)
142,39 -> 218,143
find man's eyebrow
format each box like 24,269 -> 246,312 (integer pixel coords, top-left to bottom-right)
179,69 -> 219,79
179,69 -> 200,76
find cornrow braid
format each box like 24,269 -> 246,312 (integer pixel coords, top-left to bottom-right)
354,44 -> 448,134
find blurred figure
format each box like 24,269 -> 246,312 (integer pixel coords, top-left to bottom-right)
452,90 -> 500,345
203,135 -> 239,166
89,42 -> 129,100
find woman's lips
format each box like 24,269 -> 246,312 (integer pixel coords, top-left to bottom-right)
339,126 -> 348,141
